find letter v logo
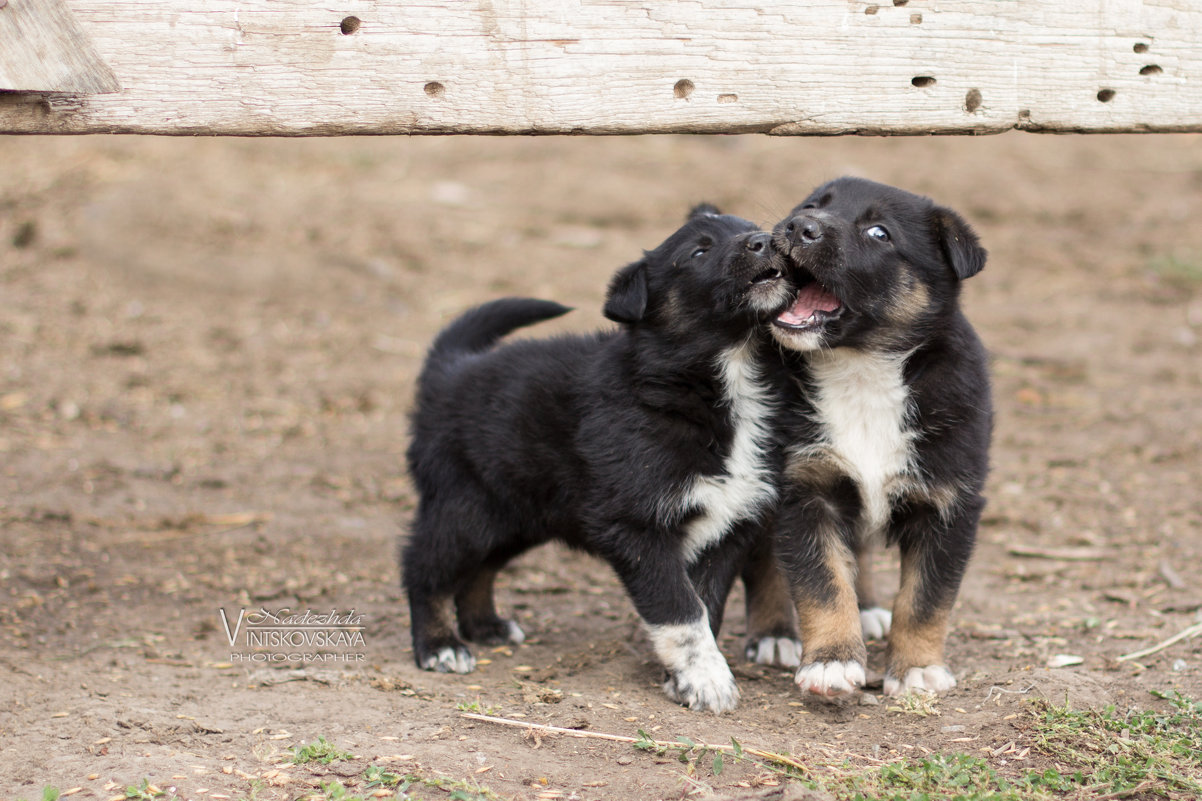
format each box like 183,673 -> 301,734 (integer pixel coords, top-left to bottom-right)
219,608 -> 246,647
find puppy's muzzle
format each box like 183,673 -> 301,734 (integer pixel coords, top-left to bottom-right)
742,232 -> 784,284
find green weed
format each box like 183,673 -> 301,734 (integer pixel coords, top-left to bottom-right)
288,765 -> 501,801
123,780 -> 173,801
455,698 -> 500,715
831,690 -> 1202,800
1022,689 -> 1202,798
1151,253 -> 1202,288
290,735 -> 356,765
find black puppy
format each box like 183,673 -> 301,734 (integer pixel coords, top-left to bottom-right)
402,207 -> 798,712
767,177 -> 992,697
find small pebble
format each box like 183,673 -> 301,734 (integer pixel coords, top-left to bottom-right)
858,693 -> 879,706
1172,659 -> 1187,672
616,755 -> 633,766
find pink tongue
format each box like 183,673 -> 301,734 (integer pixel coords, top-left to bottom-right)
778,283 -> 841,325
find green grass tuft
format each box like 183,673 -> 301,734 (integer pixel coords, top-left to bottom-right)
290,736 -> 356,765
1151,253 -> 1202,288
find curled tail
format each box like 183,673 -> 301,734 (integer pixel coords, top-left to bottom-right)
424,297 -> 572,367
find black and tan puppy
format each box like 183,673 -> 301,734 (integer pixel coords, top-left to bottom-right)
402,207 -> 799,712
767,177 -> 992,697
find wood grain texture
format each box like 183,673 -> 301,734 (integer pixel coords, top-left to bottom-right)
0,0 -> 120,93
0,0 -> 1197,135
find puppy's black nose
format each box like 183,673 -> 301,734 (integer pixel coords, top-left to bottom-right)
745,232 -> 771,253
785,216 -> 824,245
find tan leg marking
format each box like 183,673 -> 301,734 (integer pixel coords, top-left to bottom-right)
854,544 -> 878,609
745,546 -> 797,640
885,549 -> 955,695
744,542 -> 802,667
794,535 -> 865,666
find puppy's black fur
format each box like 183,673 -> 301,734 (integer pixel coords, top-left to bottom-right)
402,207 -> 796,712
767,177 -> 992,697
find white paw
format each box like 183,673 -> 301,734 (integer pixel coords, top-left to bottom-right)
663,668 -> 739,713
884,665 -> 956,696
421,646 -> 476,674
747,636 -> 803,668
505,620 -> 526,644
648,616 -> 739,713
860,607 -> 892,640
794,660 -> 866,697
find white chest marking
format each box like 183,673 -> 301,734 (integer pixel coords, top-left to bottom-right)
677,341 -> 778,563
805,348 -> 917,537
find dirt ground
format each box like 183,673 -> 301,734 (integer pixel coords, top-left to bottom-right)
1,132 -> 1200,801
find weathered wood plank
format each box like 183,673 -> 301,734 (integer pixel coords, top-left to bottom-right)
0,0 -> 120,93
0,1 -> 1198,135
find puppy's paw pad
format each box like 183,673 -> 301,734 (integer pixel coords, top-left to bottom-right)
746,636 -> 803,668
794,660 -> 866,698
420,646 -> 476,674
663,669 -> 740,714
884,665 -> 955,696
860,607 -> 892,641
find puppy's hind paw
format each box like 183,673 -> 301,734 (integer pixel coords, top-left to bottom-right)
884,665 -> 955,696
746,636 -> 803,668
458,615 -> 526,646
418,644 -> 476,674
860,606 -> 892,641
794,660 -> 866,699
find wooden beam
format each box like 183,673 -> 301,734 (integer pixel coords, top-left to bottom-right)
0,0 -> 120,93
0,1 -> 1198,136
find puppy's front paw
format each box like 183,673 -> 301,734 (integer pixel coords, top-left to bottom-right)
663,664 -> 739,714
794,660 -> 866,698
884,665 -> 955,696
648,617 -> 738,713
860,607 -> 892,641
417,643 -> 476,674
746,636 -> 803,668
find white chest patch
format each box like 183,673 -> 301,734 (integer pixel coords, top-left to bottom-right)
676,341 -> 778,563
803,348 -> 917,537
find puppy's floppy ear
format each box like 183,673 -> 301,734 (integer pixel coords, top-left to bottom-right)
603,259 -> 649,324
687,203 -> 722,220
931,206 -> 987,280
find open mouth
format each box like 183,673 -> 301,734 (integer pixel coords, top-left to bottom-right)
773,277 -> 843,331
750,264 -> 784,285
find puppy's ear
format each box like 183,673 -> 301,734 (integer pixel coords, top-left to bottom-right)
931,206 -> 987,280
603,259 -> 649,324
688,203 -> 722,220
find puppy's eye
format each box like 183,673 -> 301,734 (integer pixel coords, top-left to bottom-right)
865,225 -> 890,242
690,247 -> 709,260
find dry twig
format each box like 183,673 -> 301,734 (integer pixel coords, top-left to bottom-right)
1117,621 -> 1202,662
459,713 -> 810,775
